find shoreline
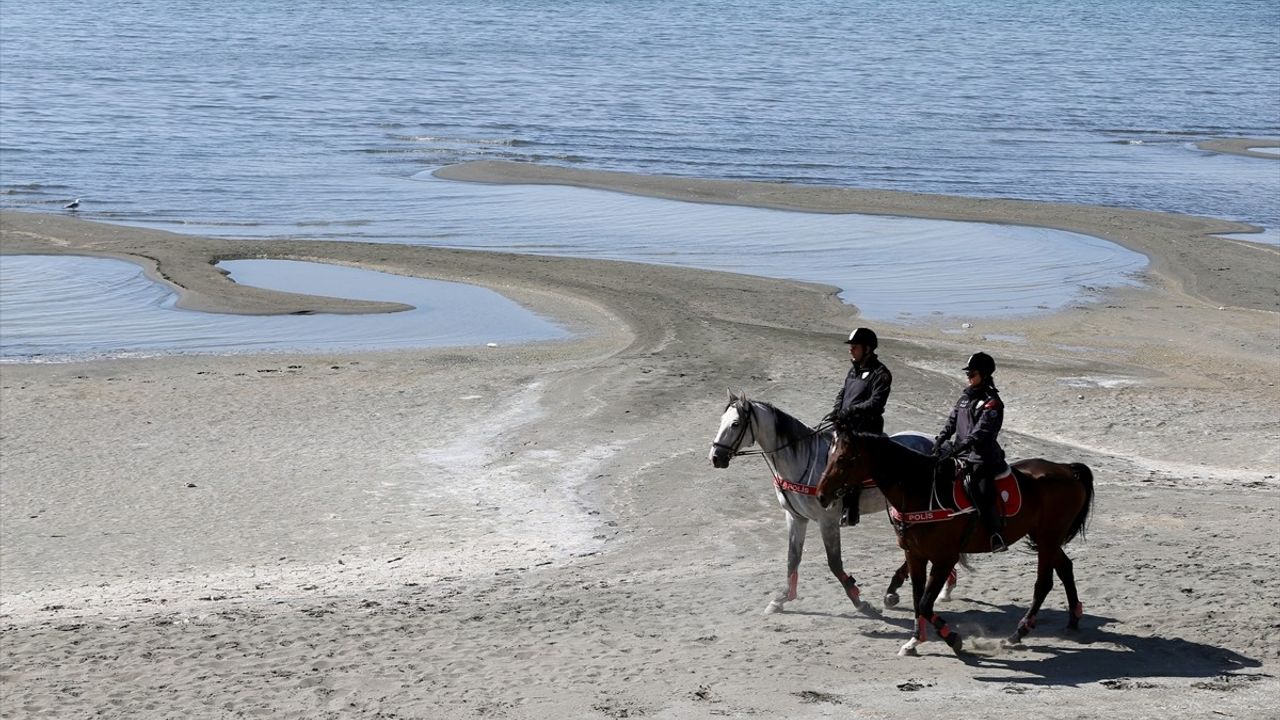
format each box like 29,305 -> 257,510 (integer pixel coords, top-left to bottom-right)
7,157 -> 1280,321
435,161 -> 1279,314
1196,136 -> 1280,160
0,216 -> 411,316
2,172 -> 1278,717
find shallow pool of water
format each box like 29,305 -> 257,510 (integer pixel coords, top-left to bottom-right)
0,256 -> 568,361
157,178 -> 1151,323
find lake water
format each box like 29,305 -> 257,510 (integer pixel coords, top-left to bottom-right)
0,256 -> 568,361
146,177 -> 1149,319
1,0 -> 1276,354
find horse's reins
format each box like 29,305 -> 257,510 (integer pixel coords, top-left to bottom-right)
712,402 -> 837,513
711,402 -> 834,459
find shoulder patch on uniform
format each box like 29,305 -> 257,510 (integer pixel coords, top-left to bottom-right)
984,398 -> 1002,410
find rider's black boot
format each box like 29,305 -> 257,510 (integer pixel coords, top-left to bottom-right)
841,495 -> 860,527
841,486 -> 862,527
976,473 -> 1007,552
978,504 -> 1007,552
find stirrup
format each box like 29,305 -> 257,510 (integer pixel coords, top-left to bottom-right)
990,533 -> 1008,553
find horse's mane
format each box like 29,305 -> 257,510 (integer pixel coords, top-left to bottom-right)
844,431 -> 936,481
740,400 -> 816,450
759,402 -> 815,446
865,432 -> 932,460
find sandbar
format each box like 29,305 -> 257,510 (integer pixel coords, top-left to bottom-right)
1,164 -> 1277,717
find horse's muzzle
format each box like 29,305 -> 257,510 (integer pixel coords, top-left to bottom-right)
710,448 -> 731,469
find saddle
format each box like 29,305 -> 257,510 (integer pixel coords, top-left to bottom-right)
953,464 -> 1022,518
888,461 -> 1023,526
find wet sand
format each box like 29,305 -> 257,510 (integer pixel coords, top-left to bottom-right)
1197,137 -> 1280,161
1,163 -> 1278,718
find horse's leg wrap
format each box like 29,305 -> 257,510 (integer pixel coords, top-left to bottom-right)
931,613 -> 962,651
930,614 -> 951,638
1012,612 -> 1037,642
916,616 -> 929,642
939,568 -> 958,602
838,572 -> 861,605
786,571 -> 798,601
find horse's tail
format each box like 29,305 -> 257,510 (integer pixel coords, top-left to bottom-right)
1063,463 -> 1095,545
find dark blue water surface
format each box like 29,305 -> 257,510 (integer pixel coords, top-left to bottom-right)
2,0 -> 1276,238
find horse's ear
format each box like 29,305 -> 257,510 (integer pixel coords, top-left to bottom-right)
738,389 -> 748,404
726,389 -> 736,403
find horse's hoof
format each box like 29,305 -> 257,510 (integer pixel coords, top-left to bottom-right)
945,634 -> 964,654
883,592 -> 899,608
764,602 -> 784,615
898,644 -> 919,657
1003,635 -> 1023,647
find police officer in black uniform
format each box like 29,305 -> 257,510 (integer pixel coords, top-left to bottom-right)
824,327 -> 892,527
933,351 -> 1009,552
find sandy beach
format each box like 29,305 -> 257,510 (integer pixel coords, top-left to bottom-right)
2,163 -> 1278,718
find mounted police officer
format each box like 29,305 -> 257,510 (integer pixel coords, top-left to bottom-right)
824,327 -> 892,527
933,351 -> 1009,552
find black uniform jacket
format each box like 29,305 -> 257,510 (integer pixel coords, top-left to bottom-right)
935,385 -> 1006,467
831,354 -> 892,434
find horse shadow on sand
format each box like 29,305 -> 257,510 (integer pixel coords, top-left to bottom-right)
852,600 -> 1267,687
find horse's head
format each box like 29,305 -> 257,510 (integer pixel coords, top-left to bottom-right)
816,430 -> 873,508
709,390 -> 756,468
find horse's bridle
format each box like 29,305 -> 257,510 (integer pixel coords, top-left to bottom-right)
711,400 -> 836,459
711,401 -> 757,458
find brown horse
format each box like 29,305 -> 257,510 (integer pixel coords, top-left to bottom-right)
815,432 -> 1094,656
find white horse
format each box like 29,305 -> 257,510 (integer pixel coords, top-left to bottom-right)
709,391 -> 953,613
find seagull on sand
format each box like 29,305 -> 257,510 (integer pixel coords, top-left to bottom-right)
64,198 -> 80,210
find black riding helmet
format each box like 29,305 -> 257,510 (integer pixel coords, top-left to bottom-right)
844,327 -> 878,349
963,351 -> 995,376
